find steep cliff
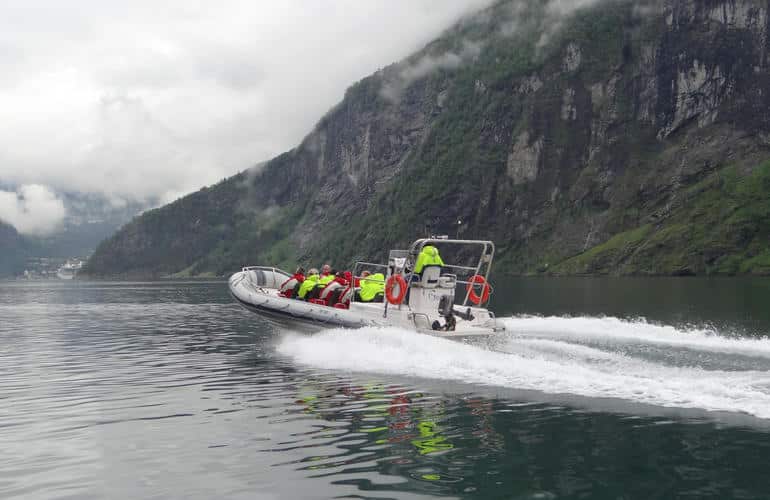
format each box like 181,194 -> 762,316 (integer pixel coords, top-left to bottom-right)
84,0 -> 770,278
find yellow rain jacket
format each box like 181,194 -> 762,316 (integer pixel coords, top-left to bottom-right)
297,274 -> 320,299
359,273 -> 385,302
414,245 -> 445,274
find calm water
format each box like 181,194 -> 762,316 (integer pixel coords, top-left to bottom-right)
2,278 -> 770,499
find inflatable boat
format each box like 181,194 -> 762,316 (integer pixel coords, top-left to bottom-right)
228,238 -> 505,338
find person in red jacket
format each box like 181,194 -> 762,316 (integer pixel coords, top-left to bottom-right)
279,266 -> 305,298
335,271 -> 349,286
320,271 -> 349,305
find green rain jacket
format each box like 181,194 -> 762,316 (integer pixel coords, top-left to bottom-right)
297,274 -> 320,299
413,246 -> 445,274
359,273 -> 385,302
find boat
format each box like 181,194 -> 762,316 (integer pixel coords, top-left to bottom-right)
56,260 -> 83,280
229,238 -> 505,338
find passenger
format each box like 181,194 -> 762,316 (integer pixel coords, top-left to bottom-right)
319,270 -> 336,286
320,264 -> 332,277
343,270 -> 369,304
279,266 -> 305,298
338,286 -> 354,306
413,245 -> 445,276
307,269 -> 336,301
356,272 -> 385,303
321,271 -> 349,305
335,272 -> 358,306
297,268 -> 320,300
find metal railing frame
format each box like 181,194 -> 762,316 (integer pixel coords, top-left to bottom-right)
407,238 -> 495,307
240,266 -> 291,290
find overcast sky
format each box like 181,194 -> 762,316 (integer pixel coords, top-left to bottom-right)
0,0 -> 497,234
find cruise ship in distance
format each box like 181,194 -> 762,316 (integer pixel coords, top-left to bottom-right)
57,260 -> 83,280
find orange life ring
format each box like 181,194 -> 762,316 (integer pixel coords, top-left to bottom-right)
385,275 -> 407,305
466,275 -> 491,305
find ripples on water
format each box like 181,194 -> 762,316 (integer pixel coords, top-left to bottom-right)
3,280 -> 770,499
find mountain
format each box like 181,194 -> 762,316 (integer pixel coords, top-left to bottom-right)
0,193 -> 145,277
0,221 -> 26,277
83,0 -> 770,278
26,193 -> 146,259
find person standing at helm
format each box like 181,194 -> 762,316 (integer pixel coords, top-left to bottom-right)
297,268 -> 320,300
414,245 -> 445,275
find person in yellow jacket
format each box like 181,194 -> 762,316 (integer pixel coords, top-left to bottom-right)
357,272 -> 385,302
318,273 -> 335,287
307,271 -> 336,301
413,245 -> 444,275
297,268 -> 320,300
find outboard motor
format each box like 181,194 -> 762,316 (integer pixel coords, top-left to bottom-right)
433,295 -> 457,332
438,295 -> 453,317
454,307 -> 475,322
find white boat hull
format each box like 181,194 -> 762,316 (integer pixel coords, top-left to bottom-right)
228,270 -> 504,338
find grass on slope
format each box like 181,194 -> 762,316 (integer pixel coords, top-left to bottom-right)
551,161 -> 770,276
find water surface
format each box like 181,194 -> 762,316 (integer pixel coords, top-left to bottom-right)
2,278 -> 770,499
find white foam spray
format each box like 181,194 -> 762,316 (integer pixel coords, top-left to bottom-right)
502,315 -> 770,358
277,316 -> 770,419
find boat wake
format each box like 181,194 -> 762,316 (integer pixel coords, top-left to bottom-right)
277,315 -> 770,419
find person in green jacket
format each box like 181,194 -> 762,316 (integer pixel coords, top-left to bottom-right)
357,272 -> 385,303
297,268 -> 320,300
413,245 -> 445,275
307,271 -> 336,300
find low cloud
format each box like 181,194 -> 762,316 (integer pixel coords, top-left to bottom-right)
381,40 -> 486,103
379,0 -> 628,103
537,0 -> 661,48
235,160 -> 270,216
536,0 -> 607,48
0,184 -> 67,236
498,1 -> 531,37
0,0 -> 496,207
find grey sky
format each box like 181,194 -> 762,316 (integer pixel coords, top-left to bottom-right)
0,0 -> 497,234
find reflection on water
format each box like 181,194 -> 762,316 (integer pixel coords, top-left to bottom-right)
2,279 -> 770,499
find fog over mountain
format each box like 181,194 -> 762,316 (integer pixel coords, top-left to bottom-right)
0,0 -> 496,237
0,184 -> 66,236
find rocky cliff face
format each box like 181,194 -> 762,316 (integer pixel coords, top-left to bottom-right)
84,0 -> 770,278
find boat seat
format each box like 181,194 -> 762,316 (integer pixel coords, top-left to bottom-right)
309,298 -> 328,306
438,275 -> 456,288
333,303 -> 349,310
419,266 -> 442,288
